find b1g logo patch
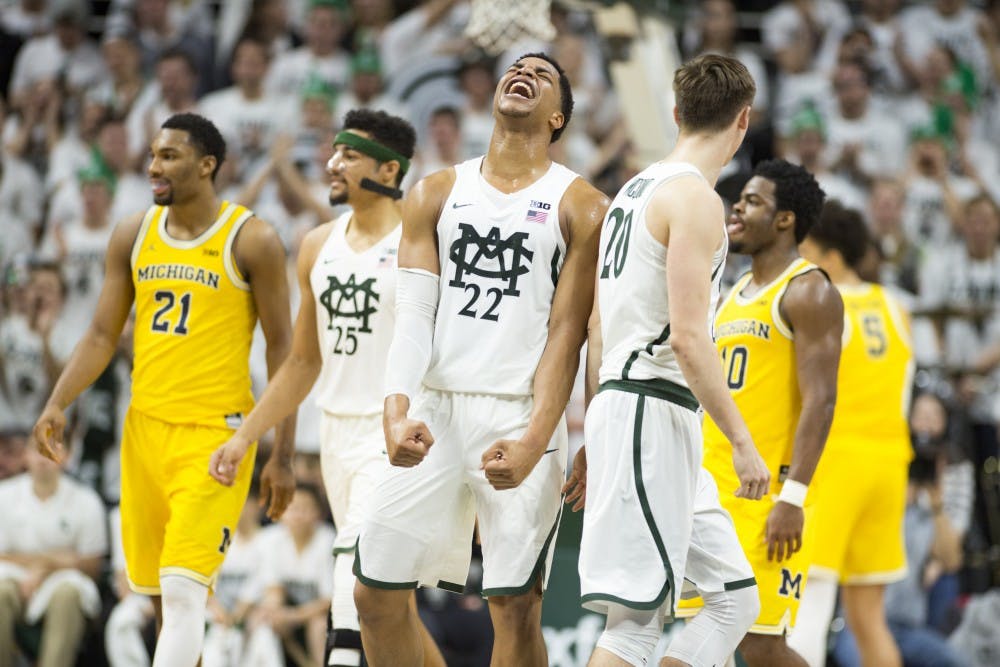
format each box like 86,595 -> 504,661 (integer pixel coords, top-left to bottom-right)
778,567 -> 803,599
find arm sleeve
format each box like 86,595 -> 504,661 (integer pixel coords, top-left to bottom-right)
384,268 -> 439,400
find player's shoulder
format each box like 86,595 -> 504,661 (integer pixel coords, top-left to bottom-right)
563,175 -> 611,214
784,266 -> 843,317
299,219 -> 339,266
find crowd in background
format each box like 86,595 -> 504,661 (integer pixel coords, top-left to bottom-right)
1,0 -> 1000,665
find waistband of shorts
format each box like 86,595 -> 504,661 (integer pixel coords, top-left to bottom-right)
598,379 -> 699,412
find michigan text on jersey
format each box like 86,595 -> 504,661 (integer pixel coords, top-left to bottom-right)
136,264 -> 221,289
715,318 -> 771,340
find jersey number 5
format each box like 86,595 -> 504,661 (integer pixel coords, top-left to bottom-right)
151,290 -> 192,335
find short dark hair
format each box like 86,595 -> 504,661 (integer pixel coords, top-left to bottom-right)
516,52 -> 574,143
808,200 -> 871,268
293,480 -> 325,511
161,113 -> 227,179
342,108 -> 416,186
674,54 -> 756,133
753,159 -> 826,243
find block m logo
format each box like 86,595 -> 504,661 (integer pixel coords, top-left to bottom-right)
778,567 -> 803,599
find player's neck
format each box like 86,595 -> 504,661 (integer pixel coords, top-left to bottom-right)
482,127 -> 552,193
665,134 -> 736,186
346,196 -> 401,242
167,190 -> 222,238
749,245 -> 801,287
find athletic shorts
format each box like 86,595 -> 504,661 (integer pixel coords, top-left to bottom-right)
579,383 -> 755,619
808,447 -> 908,584
120,408 -> 256,594
355,388 -> 567,596
319,411 -> 389,555
677,495 -> 815,635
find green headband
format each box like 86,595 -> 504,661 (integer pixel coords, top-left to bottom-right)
334,130 -> 410,176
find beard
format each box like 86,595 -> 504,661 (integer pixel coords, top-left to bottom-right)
153,190 -> 173,206
329,191 -> 348,206
728,239 -> 746,254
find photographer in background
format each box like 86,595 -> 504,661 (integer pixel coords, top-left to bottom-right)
833,388 -> 973,667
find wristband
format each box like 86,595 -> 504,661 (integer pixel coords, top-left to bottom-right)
778,479 -> 808,507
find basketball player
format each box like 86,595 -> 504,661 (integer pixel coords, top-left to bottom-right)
209,108 -> 444,667
570,54 -> 769,667
33,113 -> 296,667
676,159 -> 842,667
351,53 -> 609,667
788,201 -> 910,667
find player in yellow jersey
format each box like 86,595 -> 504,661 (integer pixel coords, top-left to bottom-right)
787,201 -> 912,667
677,159 -> 843,667
33,113 -> 296,667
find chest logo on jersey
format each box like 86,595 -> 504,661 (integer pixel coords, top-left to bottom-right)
318,273 -> 380,333
448,223 -> 533,296
136,264 -> 220,289
715,318 -> 771,341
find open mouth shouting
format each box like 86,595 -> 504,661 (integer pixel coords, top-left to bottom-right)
504,77 -> 536,100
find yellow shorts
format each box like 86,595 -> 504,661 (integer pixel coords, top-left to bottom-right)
119,408 -> 257,595
808,448 -> 908,584
677,498 -> 815,635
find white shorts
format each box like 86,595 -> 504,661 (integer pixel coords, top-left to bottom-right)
579,382 -> 754,619
319,411 -> 389,554
355,388 -> 567,596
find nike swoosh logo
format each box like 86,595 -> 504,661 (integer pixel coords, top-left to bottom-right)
543,448 -> 558,455
452,202 -> 473,209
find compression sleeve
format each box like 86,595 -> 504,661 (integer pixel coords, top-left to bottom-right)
384,267 -> 439,400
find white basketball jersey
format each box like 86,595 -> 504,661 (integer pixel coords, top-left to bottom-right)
310,212 -> 400,415
424,157 -> 579,396
598,162 -> 727,390
59,221 -> 114,335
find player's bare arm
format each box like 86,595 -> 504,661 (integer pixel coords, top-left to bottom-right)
236,216 -> 297,519
210,222 -> 333,489
562,284 -> 602,512
382,169 -> 452,467
33,212 -> 144,462
482,179 -> 609,491
655,179 -> 770,500
766,270 -> 843,562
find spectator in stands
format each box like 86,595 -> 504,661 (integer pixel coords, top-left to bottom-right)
126,47 -> 200,167
833,389 -> 972,667
265,0 -> 351,99
0,440 -> 108,667
901,127 -> 979,245
684,0 -> 770,125
0,140 -> 44,265
94,31 -> 147,120
243,482 -> 334,666
763,0 -> 850,78
7,2 -> 104,113
825,58 -> 907,188
857,0 -> 907,93
40,162 -> 116,341
0,428 -> 28,481
332,49 -> 408,127
409,105 -> 464,184
782,104 -> 867,212
868,177 -> 921,297
0,261 -> 72,432
898,0 -> 995,92
457,53 -> 495,159
200,37 -> 294,182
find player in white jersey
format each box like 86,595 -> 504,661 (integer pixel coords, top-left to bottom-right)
563,54 -> 770,667
352,53 -> 609,667
210,109 -> 443,667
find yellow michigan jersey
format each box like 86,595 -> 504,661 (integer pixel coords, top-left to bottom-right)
809,283 -> 912,583
703,258 -> 819,494
697,257 -> 821,633
130,201 -> 257,426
